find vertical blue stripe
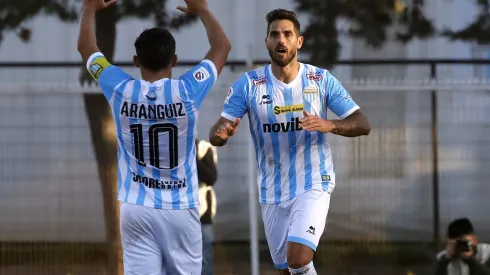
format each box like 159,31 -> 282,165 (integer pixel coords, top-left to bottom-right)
147,86 -> 163,209
180,81 -> 196,208
301,72 -> 313,191
163,80 -> 181,209
248,71 -> 268,203
264,67 -> 282,203
129,81 -> 146,205
284,87 -> 297,199
316,68 -> 329,190
112,81 -> 130,200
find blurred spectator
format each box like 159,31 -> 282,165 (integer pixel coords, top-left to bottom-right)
434,217 -> 490,275
196,139 -> 218,275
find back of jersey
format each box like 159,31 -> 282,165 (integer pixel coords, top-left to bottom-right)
86,52 -> 218,210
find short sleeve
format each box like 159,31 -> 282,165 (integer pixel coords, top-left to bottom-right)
86,52 -> 132,101
178,60 -> 218,109
220,74 -> 250,121
324,72 -> 360,119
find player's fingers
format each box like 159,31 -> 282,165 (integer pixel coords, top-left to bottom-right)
104,0 -> 116,7
218,124 -> 230,133
300,120 -> 318,129
300,116 -> 315,123
176,6 -> 188,12
233,118 -> 241,128
225,125 -> 235,135
303,110 -> 311,117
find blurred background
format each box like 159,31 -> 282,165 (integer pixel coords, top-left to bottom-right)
1,0 -> 490,274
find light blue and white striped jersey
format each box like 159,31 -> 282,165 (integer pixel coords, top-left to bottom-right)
87,52 -> 218,209
221,63 -> 359,204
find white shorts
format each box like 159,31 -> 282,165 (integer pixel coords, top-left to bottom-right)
120,203 -> 202,275
261,189 -> 331,269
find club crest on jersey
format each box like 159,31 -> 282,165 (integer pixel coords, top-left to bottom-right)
303,85 -> 318,102
146,87 -> 157,100
194,67 -> 210,82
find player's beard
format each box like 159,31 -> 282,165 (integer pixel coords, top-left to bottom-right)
268,48 -> 296,67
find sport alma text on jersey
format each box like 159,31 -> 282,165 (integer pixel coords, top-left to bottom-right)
262,117 -> 302,133
120,102 -> 186,120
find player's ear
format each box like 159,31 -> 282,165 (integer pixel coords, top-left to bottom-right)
171,54 -> 178,67
297,35 -> 304,50
133,55 -> 140,68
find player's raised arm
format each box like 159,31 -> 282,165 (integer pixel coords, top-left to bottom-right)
176,0 -> 231,108
177,0 -> 232,75
77,0 -> 115,64
77,0 -> 132,100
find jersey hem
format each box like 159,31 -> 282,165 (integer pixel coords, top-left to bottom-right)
259,184 -> 331,204
339,105 -> 360,119
118,200 -> 200,210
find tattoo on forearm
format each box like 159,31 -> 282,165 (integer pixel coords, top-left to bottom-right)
330,113 -> 370,137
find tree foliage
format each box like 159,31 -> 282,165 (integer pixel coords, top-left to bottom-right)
294,0 -> 435,66
441,0 -> 490,44
0,0 -> 78,43
0,0 -> 197,84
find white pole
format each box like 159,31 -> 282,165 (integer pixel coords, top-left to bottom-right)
248,131 -> 259,275
247,43 -> 260,275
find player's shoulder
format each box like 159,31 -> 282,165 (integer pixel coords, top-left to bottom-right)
238,65 -> 269,86
246,65 -> 268,77
301,63 -> 331,80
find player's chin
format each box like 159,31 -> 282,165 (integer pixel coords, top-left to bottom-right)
272,56 -> 291,67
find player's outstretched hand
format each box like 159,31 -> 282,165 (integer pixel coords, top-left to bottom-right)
300,110 -> 333,133
83,0 -> 116,11
177,0 -> 209,15
215,118 -> 240,140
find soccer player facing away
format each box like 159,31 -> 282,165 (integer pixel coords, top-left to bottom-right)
209,9 -> 370,275
77,0 -> 231,274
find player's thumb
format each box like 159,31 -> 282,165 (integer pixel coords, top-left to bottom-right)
176,6 -> 188,13
233,118 -> 241,128
104,0 -> 117,7
303,110 -> 311,117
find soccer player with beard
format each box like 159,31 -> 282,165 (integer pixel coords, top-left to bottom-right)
208,9 -> 371,275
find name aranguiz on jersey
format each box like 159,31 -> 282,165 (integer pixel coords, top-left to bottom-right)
120,101 -> 187,120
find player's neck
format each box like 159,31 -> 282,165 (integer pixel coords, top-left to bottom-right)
140,68 -> 172,83
270,60 -> 300,84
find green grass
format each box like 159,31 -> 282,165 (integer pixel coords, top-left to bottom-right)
0,241 -> 440,274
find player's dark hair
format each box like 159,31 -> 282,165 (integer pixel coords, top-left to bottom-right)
447,217 -> 474,239
134,28 -> 176,72
266,9 -> 301,36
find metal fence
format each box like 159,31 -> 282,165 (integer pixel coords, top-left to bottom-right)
0,59 -> 489,274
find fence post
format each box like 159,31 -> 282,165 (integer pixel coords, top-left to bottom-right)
248,45 -> 260,275
430,62 -> 440,252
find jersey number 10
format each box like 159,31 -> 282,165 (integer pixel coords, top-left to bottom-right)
130,123 -> 178,169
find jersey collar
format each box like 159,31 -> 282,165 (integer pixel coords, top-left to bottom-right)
267,62 -> 304,89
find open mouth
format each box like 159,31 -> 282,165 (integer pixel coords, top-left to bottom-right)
276,47 -> 287,54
